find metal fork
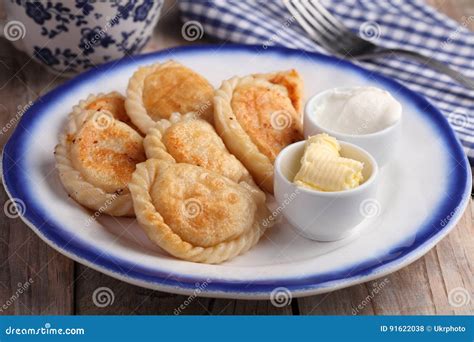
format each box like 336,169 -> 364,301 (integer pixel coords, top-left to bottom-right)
284,0 -> 474,89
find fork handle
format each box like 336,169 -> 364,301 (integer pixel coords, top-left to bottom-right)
353,48 -> 474,90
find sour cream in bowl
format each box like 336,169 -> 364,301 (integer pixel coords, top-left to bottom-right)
304,86 -> 402,166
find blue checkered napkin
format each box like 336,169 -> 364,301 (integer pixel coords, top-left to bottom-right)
179,0 -> 474,163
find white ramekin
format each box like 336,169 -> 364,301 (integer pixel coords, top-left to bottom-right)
274,140 -> 379,241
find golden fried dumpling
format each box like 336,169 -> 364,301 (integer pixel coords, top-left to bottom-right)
214,76 -> 303,193
125,60 -> 214,134
129,159 -> 271,263
55,109 -> 146,216
254,69 -> 304,115
70,92 -> 137,129
144,112 -> 255,185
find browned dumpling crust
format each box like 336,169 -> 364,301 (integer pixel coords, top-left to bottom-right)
150,162 -> 256,247
254,69 -> 304,115
55,109 -> 145,216
69,92 -> 139,131
231,80 -> 302,162
126,60 -> 214,134
129,158 -> 271,264
144,112 -> 256,186
70,116 -> 145,194
214,76 -> 303,193
85,93 -> 129,122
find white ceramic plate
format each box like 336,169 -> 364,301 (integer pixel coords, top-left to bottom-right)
2,45 -> 471,299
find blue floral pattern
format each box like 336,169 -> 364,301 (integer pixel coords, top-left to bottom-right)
11,0 -> 163,74
25,1 -> 51,25
79,26 -> 117,56
23,1 -> 89,39
75,0 -> 94,16
33,47 -> 60,66
113,0 -> 137,22
33,46 -> 95,72
134,0 -> 153,22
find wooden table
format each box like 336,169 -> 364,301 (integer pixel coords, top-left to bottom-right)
0,0 -> 472,315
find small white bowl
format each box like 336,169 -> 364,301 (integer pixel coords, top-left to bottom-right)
304,88 -> 402,167
274,140 -> 379,241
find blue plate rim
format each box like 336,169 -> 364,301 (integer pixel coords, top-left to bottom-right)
2,44 -> 471,297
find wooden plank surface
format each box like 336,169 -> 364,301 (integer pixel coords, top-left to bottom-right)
0,39 -> 74,315
0,0 -> 472,315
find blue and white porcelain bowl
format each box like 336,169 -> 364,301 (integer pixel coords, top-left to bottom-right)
2,0 -> 163,75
